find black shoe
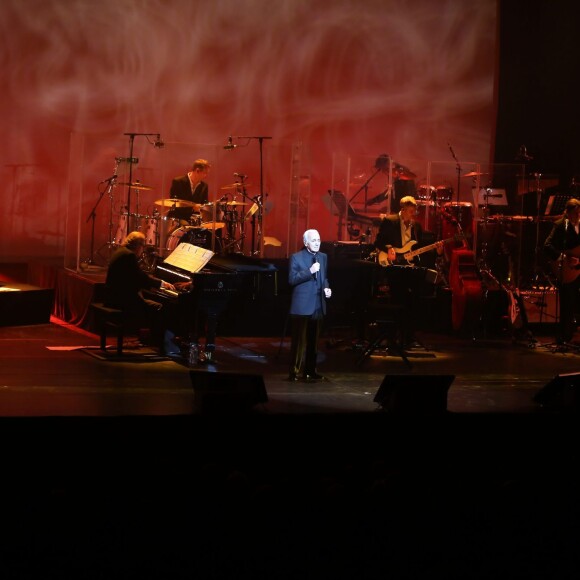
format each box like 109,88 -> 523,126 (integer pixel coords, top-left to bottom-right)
303,373 -> 326,382
286,374 -> 299,382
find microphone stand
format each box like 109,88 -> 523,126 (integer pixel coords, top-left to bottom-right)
232,135 -> 272,257
349,167 -> 382,206
532,172 -> 545,287
123,132 -> 160,231
448,146 -> 462,205
83,178 -> 114,266
515,150 -> 533,288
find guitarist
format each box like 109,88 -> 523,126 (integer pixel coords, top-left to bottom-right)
374,195 -> 444,267
544,197 -> 580,344
373,196 -> 444,346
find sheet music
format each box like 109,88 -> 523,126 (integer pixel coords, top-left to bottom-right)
163,243 -> 214,273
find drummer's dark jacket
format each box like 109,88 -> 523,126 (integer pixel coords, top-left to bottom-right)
167,175 -> 209,222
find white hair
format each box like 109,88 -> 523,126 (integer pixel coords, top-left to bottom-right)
303,229 -> 320,245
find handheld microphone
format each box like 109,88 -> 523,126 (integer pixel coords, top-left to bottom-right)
224,136 -> 237,150
153,135 -> 164,148
313,254 -> 318,280
100,174 -> 117,183
233,172 -> 247,179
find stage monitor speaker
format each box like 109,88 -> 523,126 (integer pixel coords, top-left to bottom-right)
190,370 -> 268,414
533,372 -> 580,411
373,374 -> 455,413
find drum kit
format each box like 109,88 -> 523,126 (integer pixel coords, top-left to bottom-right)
106,180 -> 253,269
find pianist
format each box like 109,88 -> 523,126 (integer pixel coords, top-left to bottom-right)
167,158 -> 211,226
104,231 -> 178,355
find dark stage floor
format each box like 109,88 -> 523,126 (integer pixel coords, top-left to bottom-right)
2,319 -> 580,579
1,317 -> 579,417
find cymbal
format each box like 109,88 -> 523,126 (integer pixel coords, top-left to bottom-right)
225,200 -> 249,206
221,182 -> 251,190
117,182 -> 153,190
154,198 -> 202,210
463,171 -> 488,177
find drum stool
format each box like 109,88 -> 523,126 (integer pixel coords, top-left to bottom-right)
91,303 -> 126,356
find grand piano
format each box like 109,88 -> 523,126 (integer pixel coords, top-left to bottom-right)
145,245 -> 278,361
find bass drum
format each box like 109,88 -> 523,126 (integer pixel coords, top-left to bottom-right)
166,226 -> 211,251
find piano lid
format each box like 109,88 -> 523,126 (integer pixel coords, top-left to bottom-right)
210,253 -> 278,273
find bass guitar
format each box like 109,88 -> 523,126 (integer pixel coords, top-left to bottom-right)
552,252 -> 580,284
377,234 -> 464,266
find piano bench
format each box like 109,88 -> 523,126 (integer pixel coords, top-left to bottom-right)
91,303 -> 126,356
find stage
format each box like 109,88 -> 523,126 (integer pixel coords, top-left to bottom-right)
2,310 -> 580,578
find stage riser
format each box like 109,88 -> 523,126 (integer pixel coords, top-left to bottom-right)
0,284 -> 54,327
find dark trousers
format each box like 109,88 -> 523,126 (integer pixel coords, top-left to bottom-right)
289,315 -> 322,377
117,297 -> 166,349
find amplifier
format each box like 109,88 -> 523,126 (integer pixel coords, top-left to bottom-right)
520,289 -> 558,324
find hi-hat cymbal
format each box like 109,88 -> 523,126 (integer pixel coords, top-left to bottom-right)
118,182 -> 153,190
225,200 -> 249,206
154,198 -> 202,210
220,182 -> 251,190
463,171 -> 488,177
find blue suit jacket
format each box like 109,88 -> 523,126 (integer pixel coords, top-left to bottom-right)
288,248 -> 329,315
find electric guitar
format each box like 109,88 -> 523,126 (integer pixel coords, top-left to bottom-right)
552,252 -> 580,284
377,234 -> 465,267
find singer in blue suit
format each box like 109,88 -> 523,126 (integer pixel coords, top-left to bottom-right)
288,229 -> 332,382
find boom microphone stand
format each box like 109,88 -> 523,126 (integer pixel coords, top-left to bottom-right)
448,143 -> 461,204
349,154 -> 389,206
123,132 -> 162,231
229,135 -> 272,257
83,175 -> 116,267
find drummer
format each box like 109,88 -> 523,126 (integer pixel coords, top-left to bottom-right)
166,158 -> 211,227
